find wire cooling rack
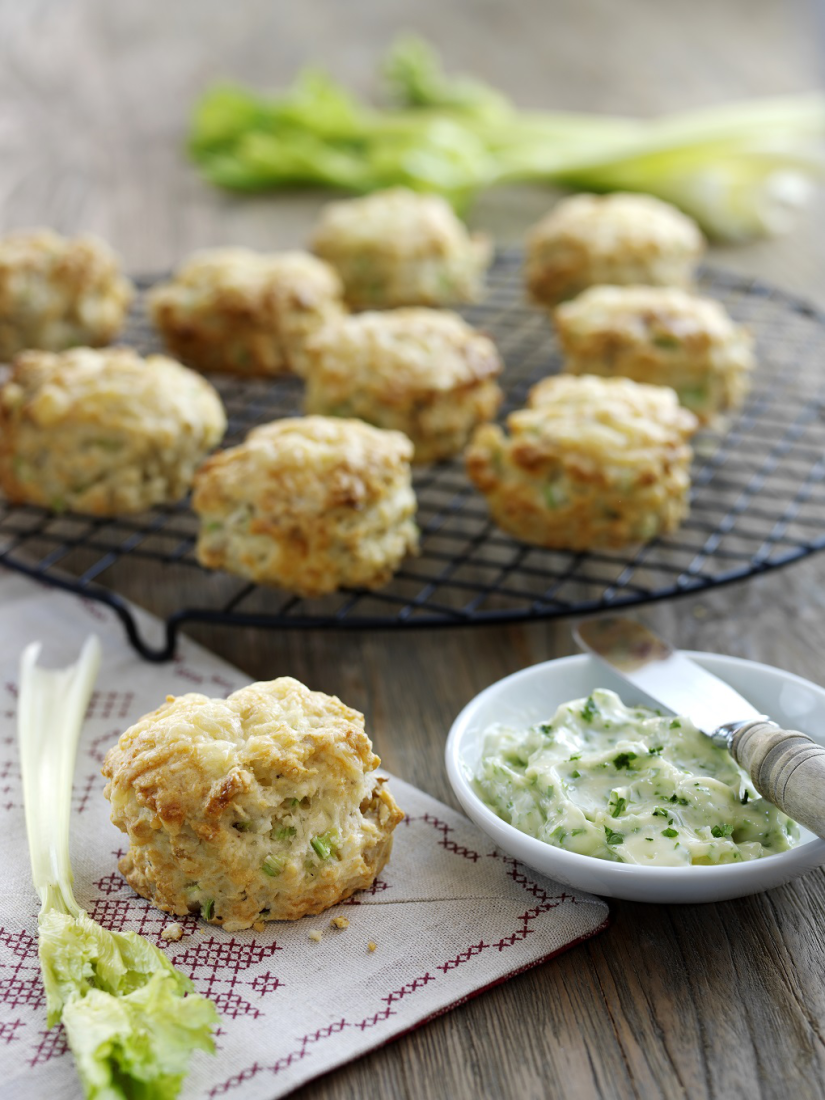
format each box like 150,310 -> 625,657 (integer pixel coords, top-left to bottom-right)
2,250 -> 825,660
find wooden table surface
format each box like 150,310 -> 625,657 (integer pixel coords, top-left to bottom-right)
4,2 -> 825,1097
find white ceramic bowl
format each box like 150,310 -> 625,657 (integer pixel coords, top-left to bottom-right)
446,652 -> 825,904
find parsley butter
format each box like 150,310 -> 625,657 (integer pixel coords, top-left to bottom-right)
474,689 -> 800,866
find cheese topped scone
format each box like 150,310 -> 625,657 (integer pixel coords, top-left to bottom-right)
466,374 -> 698,550
149,248 -> 346,377
303,308 -> 503,462
555,285 -> 754,424
526,193 -> 705,307
0,346 -> 226,515
0,229 -> 134,360
311,187 -> 491,309
102,677 -> 404,931
192,416 -> 418,595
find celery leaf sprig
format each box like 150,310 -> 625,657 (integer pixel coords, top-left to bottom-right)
19,637 -> 218,1100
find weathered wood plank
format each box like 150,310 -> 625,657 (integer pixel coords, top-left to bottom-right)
2,1 -> 825,1097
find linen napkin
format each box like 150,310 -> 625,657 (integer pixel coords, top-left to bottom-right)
0,567 -> 609,1100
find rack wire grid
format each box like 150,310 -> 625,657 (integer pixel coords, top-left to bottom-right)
2,249 -> 825,661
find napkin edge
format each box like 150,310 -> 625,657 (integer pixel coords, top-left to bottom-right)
263,910 -> 612,1100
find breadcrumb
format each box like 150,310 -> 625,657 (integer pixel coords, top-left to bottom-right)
160,922 -> 184,942
330,916 -> 349,930
308,929 -> 323,943
253,921 -> 266,933
367,940 -> 377,953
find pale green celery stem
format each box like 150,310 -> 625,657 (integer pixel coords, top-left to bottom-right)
478,96 -> 825,187
489,129 -> 825,183
19,638 -> 102,919
555,147 -> 825,238
612,94 -> 825,145
486,95 -> 825,160
370,106 -> 641,141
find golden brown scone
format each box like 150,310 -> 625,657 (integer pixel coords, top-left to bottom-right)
555,285 -> 754,425
0,229 -> 133,360
101,677 -> 405,931
192,416 -> 418,595
148,248 -> 346,377
311,187 -> 491,309
466,374 -> 698,549
302,308 -> 503,462
526,193 -> 705,307
0,347 -> 226,515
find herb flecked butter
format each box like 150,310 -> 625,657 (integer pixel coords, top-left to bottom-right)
474,689 -> 800,866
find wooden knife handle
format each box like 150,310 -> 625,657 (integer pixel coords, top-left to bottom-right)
728,720 -> 825,840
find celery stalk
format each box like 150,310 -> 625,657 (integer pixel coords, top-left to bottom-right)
18,638 -> 218,1100
188,36 -> 825,240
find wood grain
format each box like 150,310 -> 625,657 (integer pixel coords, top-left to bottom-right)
2,1 -> 825,1097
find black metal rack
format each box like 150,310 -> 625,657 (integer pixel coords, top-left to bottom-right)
2,250 -> 825,661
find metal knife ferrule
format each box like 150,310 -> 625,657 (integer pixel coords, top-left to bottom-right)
709,716 -> 775,749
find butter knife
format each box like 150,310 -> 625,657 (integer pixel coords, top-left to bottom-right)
574,615 -> 825,840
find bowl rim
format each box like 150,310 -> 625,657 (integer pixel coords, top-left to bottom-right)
445,650 -> 825,881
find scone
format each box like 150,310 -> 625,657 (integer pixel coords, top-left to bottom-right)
526,193 -> 705,307
311,187 -> 491,309
302,309 -> 503,463
192,416 -> 418,595
0,229 -> 133,360
101,677 -> 405,931
556,285 -> 754,424
148,248 -> 346,376
0,347 -> 226,515
465,374 -> 698,549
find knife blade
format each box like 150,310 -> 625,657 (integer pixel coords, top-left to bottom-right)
573,615 -> 825,840
574,615 -> 763,739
